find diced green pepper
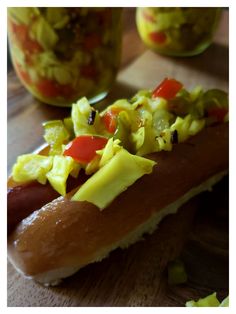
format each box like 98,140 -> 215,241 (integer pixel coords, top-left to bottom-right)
185,292 -> 220,307
219,296 -> 229,307
114,112 -> 132,151
46,155 -> 75,195
72,97 -> 97,136
63,117 -> 75,138
201,89 -> 228,109
12,154 -> 53,184
43,120 -> 70,155
167,259 -> 187,285
31,17 -> 59,50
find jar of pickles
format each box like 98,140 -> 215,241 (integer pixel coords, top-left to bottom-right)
7,8 -> 122,106
136,7 -> 221,57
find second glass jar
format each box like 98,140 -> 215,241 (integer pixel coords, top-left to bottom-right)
136,7 -> 221,57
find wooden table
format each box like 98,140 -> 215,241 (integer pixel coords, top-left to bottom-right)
7,9 -> 229,306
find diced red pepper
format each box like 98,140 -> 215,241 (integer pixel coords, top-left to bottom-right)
9,21 -> 43,54
24,39 -> 42,54
13,23 -> 28,45
80,64 -> 97,79
152,78 -> 183,100
149,31 -> 167,44
36,79 -> 74,99
36,79 -> 60,98
83,33 -> 102,51
63,135 -> 108,164
101,108 -> 122,134
207,107 -> 228,123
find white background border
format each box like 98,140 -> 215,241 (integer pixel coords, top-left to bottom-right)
1,0 -> 235,313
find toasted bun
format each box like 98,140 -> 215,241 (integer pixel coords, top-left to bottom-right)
8,123 -> 228,285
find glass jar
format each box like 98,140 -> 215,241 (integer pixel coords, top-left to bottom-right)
7,8 -> 122,106
136,7 -> 221,57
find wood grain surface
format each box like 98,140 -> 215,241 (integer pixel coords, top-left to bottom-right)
7,9 -> 229,307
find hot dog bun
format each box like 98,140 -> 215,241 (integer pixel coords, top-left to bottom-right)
8,123 -> 228,285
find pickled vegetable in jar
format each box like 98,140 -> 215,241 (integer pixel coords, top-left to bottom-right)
8,8 -> 122,106
136,7 -> 221,57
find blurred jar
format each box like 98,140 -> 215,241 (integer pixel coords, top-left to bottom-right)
136,7 -> 221,57
7,7 -> 122,106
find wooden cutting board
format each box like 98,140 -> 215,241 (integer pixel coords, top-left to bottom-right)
8,48 -> 229,306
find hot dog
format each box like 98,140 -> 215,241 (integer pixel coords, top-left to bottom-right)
8,79 -> 229,285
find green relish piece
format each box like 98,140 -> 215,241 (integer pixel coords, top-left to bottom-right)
72,148 -> 156,209
12,154 -> 53,184
167,259 -> 187,285
43,120 -> 70,155
186,292 -> 220,307
46,155 -> 75,196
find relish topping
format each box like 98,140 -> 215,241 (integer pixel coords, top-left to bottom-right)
12,79 -> 228,198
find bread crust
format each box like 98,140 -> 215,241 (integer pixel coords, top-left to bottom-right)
7,123 -> 229,284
